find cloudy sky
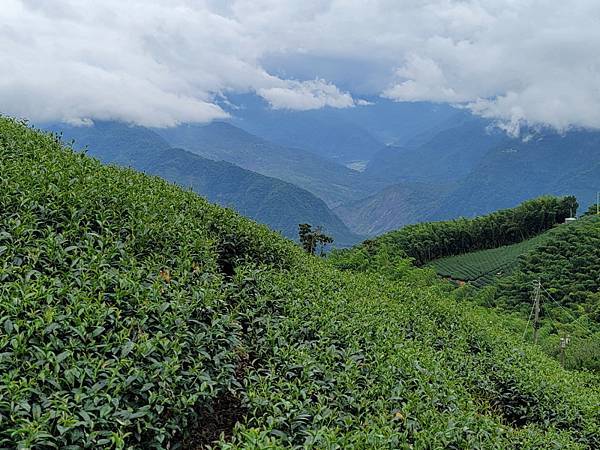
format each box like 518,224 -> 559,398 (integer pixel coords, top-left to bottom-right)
2,0 -> 600,130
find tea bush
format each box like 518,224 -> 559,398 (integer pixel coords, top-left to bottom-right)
1,117 -> 598,449
428,232 -> 552,287
0,117 -> 298,448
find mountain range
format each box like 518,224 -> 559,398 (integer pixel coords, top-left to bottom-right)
46,121 -> 361,246
333,116 -> 600,235
155,121 -> 384,207
44,97 -> 600,241
224,94 -> 459,164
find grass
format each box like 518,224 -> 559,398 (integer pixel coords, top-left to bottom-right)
1,117 -> 599,449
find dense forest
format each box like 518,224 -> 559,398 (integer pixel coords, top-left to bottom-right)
338,196 -> 577,267
2,117 -> 599,448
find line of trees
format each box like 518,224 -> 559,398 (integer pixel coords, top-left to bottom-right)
364,196 -> 578,266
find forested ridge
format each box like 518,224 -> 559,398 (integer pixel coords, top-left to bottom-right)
341,196 -> 577,267
1,117 -> 599,449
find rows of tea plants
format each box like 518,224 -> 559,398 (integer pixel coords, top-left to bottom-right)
1,117 -> 599,448
0,117 -> 299,448
429,232 -> 552,287
491,215 -> 600,372
344,195 -> 576,266
495,215 -> 600,317
221,261 -> 600,448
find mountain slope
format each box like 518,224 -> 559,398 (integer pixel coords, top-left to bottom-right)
47,121 -> 360,245
433,129 -> 600,220
334,181 -> 453,236
428,231 -> 554,287
352,124 -> 600,233
225,94 -> 459,161
226,94 -> 383,163
155,121 -> 385,207
338,196 -> 577,267
365,116 -> 509,184
329,117 -> 508,233
2,117 -> 599,448
497,215 -> 600,315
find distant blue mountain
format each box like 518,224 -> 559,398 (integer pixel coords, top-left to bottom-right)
222,94 -> 458,164
44,121 -> 362,246
432,128 -> 600,219
155,121 -> 387,207
365,115 -> 509,183
339,123 -> 600,234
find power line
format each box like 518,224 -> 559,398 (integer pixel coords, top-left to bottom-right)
522,295 -> 536,340
533,280 -> 543,344
522,280 -> 590,343
539,284 -> 591,334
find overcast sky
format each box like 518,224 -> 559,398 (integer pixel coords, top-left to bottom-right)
2,0 -> 600,130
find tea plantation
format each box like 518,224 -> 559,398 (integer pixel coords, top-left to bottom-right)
1,117 -> 599,449
428,232 -> 553,287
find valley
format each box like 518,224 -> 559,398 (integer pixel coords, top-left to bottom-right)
43,100 -> 600,247
45,121 -> 362,247
3,3 -> 600,448
2,117 -> 599,448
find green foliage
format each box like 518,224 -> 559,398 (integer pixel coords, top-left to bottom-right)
583,202 -> 600,216
442,214 -> 600,373
0,117 -> 298,448
495,216 -> 600,316
345,196 -> 577,267
222,263 -> 599,449
298,224 -> 333,256
429,232 -> 552,287
1,117 -> 599,449
489,216 -> 600,372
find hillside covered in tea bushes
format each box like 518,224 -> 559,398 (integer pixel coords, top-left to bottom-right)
1,117 -> 599,449
490,215 -> 600,371
428,232 -> 553,288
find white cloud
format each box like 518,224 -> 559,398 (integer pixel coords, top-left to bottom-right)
1,0 -> 600,129
0,0 -> 355,126
383,55 -> 468,103
258,79 -> 355,110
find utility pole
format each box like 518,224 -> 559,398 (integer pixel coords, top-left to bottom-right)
559,334 -> 570,366
597,191 -> 599,215
532,280 -> 542,344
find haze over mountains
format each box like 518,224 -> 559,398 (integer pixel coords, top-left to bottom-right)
223,94 -> 459,164
154,121 -> 383,207
43,95 -> 600,242
46,120 -> 361,246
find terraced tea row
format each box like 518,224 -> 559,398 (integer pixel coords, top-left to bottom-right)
429,233 -> 552,287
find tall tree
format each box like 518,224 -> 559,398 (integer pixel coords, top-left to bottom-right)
298,223 -> 334,255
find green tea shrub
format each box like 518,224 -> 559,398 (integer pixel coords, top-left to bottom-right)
0,118 -> 298,448
1,117 -> 598,449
